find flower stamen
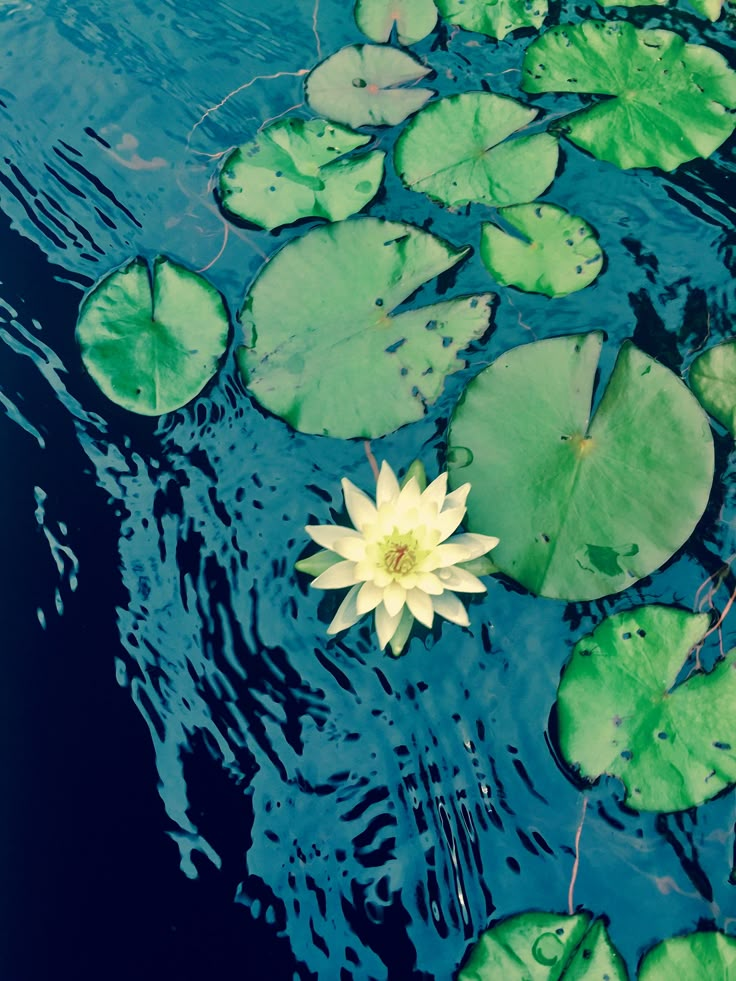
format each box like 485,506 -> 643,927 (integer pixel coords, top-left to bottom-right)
381,531 -> 418,577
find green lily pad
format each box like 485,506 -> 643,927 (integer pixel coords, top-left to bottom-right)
305,44 -> 434,128
76,256 -> 230,416
237,217 -> 493,439
217,118 -> 385,231
354,0 -> 437,44
436,0 -> 547,42
394,92 -> 558,209
480,203 -> 603,297
459,911 -> 627,980
558,605 -> 736,812
689,340 -> 736,436
639,931 -> 736,980
595,0 -> 723,21
447,332 -> 714,600
522,20 -> 736,170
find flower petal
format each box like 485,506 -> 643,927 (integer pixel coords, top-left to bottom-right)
311,560 -> 361,590
446,533 -> 500,560
432,591 -> 470,627
305,524 -> 360,550
442,483 -> 470,511
383,580 -> 407,617
421,471 -> 448,509
396,476 -> 421,513
437,566 -> 487,593
415,571 -> 444,595
434,506 -> 467,543
327,584 -> 362,635
376,461 -> 400,507
305,526 -> 368,562
341,478 -> 378,532
375,602 -> 402,649
406,587 -> 434,628
419,543 -> 472,571
389,606 -> 415,657
336,536 -> 368,562
356,580 -> 384,615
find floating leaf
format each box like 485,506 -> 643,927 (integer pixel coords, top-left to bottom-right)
480,203 -> 603,297
305,44 -> 433,128
447,333 -> 714,600
354,0 -> 437,44
639,931 -> 736,979
522,20 -> 736,170
76,256 -> 229,416
238,217 -> 493,439
459,911 -> 627,980
595,0 -> 723,21
436,0 -> 547,41
394,92 -> 558,209
217,118 -> 385,230
689,340 -> 736,436
557,605 -> 736,812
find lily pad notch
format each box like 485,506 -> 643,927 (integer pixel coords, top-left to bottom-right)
76,255 -> 230,416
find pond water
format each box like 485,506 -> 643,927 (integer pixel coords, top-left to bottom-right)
2,1 -> 735,979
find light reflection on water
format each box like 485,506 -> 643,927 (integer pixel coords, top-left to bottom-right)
1,0 -> 736,977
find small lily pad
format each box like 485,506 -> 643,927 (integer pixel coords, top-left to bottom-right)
217,118 -> 385,230
558,605 -> 736,812
639,931 -> 736,980
689,340 -> 736,436
436,0 -> 548,41
305,44 -> 434,128
394,92 -> 558,209
238,217 -> 493,439
447,332 -> 714,600
480,203 -> 603,297
459,911 -> 627,980
522,20 -> 736,170
76,256 -> 230,416
354,0 -> 437,44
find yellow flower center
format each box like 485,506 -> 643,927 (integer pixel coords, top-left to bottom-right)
380,530 -> 418,577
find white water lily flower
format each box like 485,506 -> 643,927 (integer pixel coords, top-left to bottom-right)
303,461 -> 499,654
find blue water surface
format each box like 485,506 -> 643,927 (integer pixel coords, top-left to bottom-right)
1,1 -> 736,978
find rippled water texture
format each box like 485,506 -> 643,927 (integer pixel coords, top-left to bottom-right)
2,1 -> 736,978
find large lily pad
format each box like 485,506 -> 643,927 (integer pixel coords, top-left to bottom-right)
217,118 -> 385,230
557,605 -> 736,812
354,0 -> 437,44
480,203 -> 603,297
436,0 -> 547,42
76,256 -> 230,416
447,332 -> 714,600
522,20 -> 736,170
394,92 -> 558,209
305,44 -> 433,128
689,340 -> 736,436
459,911 -> 627,980
237,217 -> 493,439
639,931 -> 736,979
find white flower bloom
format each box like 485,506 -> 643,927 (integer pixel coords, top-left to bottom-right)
302,461 -> 499,654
